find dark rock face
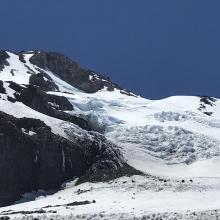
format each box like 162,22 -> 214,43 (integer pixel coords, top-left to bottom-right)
18,53 -> 26,63
0,111 -> 138,206
29,73 -> 59,91
0,112 -> 75,206
0,80 -> 6,94
8,82 -> 90,130
29,51 -> 122,93
198,96 -> 217,116
0,51 -> 9,71
199,96 -> 217,106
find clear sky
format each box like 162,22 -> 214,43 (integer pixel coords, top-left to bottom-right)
0,0 -> 219,99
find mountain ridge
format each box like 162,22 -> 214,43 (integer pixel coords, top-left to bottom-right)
0,50 -> 140,206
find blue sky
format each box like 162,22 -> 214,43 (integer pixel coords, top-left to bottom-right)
0,0 -> 219,99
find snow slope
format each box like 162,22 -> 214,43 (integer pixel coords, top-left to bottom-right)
0,175 -> 220,219
0,51 -> 220,219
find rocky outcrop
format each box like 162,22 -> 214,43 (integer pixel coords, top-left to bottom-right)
0,81 -> 6,94
28,51 -> 122,93
0,51 -> 9,71
198,96 -> 217,116
29,73 -> 59,92
0,111 -> 139,206
199,96 -> 217,106
18,53 -> 26,63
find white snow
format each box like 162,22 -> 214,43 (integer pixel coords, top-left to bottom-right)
0,99 -> 84,139
0,52 -> 33,84
21,128 -> 37,136
1,175 -> 220,219
0,51 -> 220,219
46,89 -> 220,178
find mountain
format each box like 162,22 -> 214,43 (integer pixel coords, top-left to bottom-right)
0,50 -> 220,219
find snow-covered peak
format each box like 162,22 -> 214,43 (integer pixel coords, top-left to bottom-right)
0,50 -> 220,218
1,50 -> 220,167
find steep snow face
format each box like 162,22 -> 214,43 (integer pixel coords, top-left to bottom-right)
0,52 -> 34,84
